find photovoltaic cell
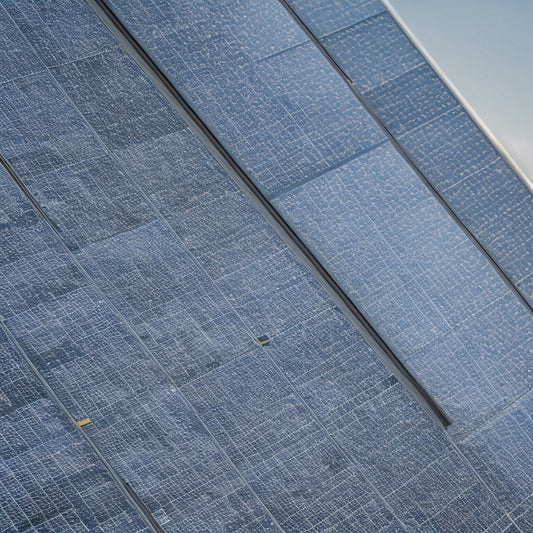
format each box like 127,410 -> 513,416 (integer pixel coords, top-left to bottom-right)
364,63 -> 458,137
322,12 -> 424,91
510,494 -> 533,532
77,220 -> 256,385
286,0 -> 386,38
0,73 -> 104,177
117,130 -> 240,215
49,48 -> 186,150
0,5 -> 45,84
459,391 -> 532,515
4,0 -> 116,67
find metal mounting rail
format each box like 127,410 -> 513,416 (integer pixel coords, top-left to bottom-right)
0,318 -> 165,533
86,0 -> 451,428
278,0 -> 532,314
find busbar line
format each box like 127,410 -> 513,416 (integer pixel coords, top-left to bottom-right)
278,0 -> 532,313
86,0 -> 451,429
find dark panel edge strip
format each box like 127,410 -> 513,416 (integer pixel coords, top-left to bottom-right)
278,0 -> 532,313
85,0 -> 451,428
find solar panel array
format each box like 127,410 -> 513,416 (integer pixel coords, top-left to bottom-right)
0,0 -> 531,532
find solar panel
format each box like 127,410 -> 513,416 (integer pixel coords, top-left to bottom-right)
0,0 -> 530,531
286,0 -> 533,305
105,0 -> 532,436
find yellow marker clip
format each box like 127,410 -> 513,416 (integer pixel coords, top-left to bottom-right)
76,418 -> 91,428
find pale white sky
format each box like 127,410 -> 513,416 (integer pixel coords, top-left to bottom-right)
388,0 -> 533,185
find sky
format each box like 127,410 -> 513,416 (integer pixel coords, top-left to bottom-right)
388,0 -> 533,187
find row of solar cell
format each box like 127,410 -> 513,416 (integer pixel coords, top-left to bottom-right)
106,0 -> 532,437
1,1 -> 528,530
285,0 -> 533,305
0,293 -> 149,531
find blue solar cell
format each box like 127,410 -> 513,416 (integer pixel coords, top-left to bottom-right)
510,495 -> 533,532
266,308 -> 393,421
321,12 -> 423,91
223,0 -> 309,59
518,275 -> 533,304
215,247 -> 333,337
116,130 -> 239,215
3,0 -> 116,68
169,189 -> 286,280
364,63 -> 458,136
77,220 -> 255,385
0,5 -> 44,84
452,292 -> 532,408
389,472 -> 507,533
0,330 -> 149,533
50,47 -> 186,150
406,331 -> 509,437
23,156 -> 157,250
441,158 -> 533,298
459,392 -> 532,514
286,0 -> 386,38
377,200 -> 508,324
399,107 -> 501,190
0,74 -> 104,178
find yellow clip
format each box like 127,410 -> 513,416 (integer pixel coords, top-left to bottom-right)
76,418 -> 91,428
